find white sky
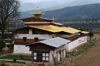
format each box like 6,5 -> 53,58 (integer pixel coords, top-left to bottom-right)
19,0 -> 52,3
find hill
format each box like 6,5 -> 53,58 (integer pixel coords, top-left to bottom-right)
20,0 -> 100,12
20,4 -> 100,22
42,3 -> 100,22
20,0 -> 74,12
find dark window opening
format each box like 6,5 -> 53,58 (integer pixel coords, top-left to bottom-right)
32,29 -> 35,34
52,36 -> 54,38
23,37 -> 27,42
34,37 -> 38,42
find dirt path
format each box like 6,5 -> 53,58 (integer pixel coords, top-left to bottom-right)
72,41 -> 100,66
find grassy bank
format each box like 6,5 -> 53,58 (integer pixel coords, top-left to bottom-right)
0,55 -> 32,61
6,61 -> 25,64
67,41 -> 96,56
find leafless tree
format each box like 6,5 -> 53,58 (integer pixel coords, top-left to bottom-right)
0,0 -> 20,39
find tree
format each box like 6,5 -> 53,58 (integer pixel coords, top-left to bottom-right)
0,0 -> 20,39
88,31 -> 94,42
0,40 -> 5,50
86,17 -> 99,22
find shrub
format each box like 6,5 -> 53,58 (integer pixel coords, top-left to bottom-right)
88,31 -> 94,41
0,40 -> 5,50
13,59 -> 16,62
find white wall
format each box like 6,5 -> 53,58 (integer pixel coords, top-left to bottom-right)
49,44 -> 66,62
15,29 -> 55,39
15,34 -> 78,40
14,45 -> 31,54
59,33 -> 78,38
15,34 -> 56,39
15,29 -> 79,40
66,36 -> 87,51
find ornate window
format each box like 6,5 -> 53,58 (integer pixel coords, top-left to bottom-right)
42,53 -> 49,61
32,52 -> 37,60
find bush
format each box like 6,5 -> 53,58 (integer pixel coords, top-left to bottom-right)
0,40 -> 6,50
13,59 -> 16,62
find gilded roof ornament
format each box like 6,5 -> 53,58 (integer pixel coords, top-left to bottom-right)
78,27 -> 80,30
52,17 -> 55,23
31,6 -> 45,15
37,6 -> 39,12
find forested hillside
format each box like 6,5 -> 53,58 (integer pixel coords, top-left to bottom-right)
64,22 -> 100,31
42,4 -> 100,22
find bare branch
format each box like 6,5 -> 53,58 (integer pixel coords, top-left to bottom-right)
0,0 -> 20,39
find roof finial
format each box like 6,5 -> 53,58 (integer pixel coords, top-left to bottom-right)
52,16 -> 55,23
30,6 -> 45,18
37,6 -> 39,12
78,27 -> 80,30
53,16 -> 54,21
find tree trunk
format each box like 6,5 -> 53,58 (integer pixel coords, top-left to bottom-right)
1,27 -> 5,39
90,37 -> 92,42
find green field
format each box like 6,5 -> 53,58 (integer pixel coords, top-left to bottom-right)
0,55 -> 32,61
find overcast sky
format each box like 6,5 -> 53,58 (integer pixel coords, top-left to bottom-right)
19,0 -> 52,3
19,0 -> 75,3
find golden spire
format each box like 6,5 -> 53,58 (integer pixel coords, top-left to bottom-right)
53,16 -> 54,21
52,17 -> 55,23
37,6 -> 39,12
78,27 -> 80,30
31,6 -> 45,18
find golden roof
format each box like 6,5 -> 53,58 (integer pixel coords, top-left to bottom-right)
29,25 -> 81,34
81,31 -> 89,34
53,22 -> 63,25
52,17 -> 63,25
31,7 -> 45,15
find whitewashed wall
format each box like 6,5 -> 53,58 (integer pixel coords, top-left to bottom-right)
15,34 -> 55,39
66,36 -> 87,51
13,45 -> 31,54
15,29 -> 78,40
49,44 -> 66,62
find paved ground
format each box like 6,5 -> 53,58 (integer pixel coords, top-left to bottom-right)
72,38 -> 100,66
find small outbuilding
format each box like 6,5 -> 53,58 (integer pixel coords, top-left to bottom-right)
27,37 -> 71,63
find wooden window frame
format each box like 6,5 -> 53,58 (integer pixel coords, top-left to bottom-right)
32,52 -> 37,61
42,53 -> 49,62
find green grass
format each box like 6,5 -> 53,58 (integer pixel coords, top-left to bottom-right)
0,55 -> 32,61
67,41 -> 97,56
6,61 -> 25,64
73,41 -> 96,56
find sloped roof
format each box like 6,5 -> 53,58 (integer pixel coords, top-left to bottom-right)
20,17 -> 53,22
81,31 -> 89,34
31,12 -> 45,15
52,22 -> 63,26
27,37 -> 71,48
40,37 -> 71,48
30,25 -> 81,34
